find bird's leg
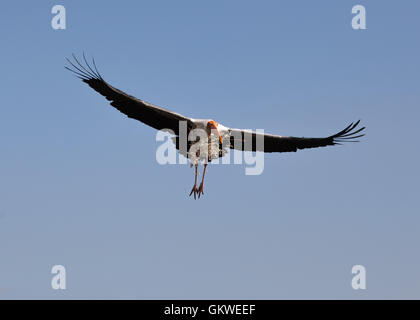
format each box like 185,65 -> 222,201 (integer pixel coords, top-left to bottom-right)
189,164 -> 199,200
198,163 -> 207,198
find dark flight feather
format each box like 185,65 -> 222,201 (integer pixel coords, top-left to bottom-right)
65,55 -> 193,135
229,120 -> 365,153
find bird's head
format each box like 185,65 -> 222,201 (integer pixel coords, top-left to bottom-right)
207,120 -> 223,144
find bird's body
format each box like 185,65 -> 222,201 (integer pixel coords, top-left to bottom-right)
66,54 -> 365,199
173,119 -> 229,165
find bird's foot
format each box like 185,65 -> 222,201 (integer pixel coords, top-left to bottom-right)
198,182 -> 204,198
189,184 -> 198,200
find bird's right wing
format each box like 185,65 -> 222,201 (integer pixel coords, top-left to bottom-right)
65,54 -> 193,135
228,121 -> 365,153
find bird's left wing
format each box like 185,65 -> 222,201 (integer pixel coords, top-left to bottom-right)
65,54 -> 193,135
228,121 -> 365,153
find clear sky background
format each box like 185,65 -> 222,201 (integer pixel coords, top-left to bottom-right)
0,1 -> 419,299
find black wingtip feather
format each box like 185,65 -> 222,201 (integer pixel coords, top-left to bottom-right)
65,53 -> 103,82
330,120 -> 365,144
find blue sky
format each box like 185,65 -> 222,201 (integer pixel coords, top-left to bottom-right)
0,1 -> 419,299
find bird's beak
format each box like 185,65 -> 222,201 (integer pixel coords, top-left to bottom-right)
209,122 -> 223,144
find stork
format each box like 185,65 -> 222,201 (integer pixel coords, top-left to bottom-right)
66,54 -> 365,199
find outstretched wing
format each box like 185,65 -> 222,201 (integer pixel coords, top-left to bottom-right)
228,121 -> 365,153
65,54 -> 193,135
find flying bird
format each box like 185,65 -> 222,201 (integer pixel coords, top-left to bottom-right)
65,54 -> 365,199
